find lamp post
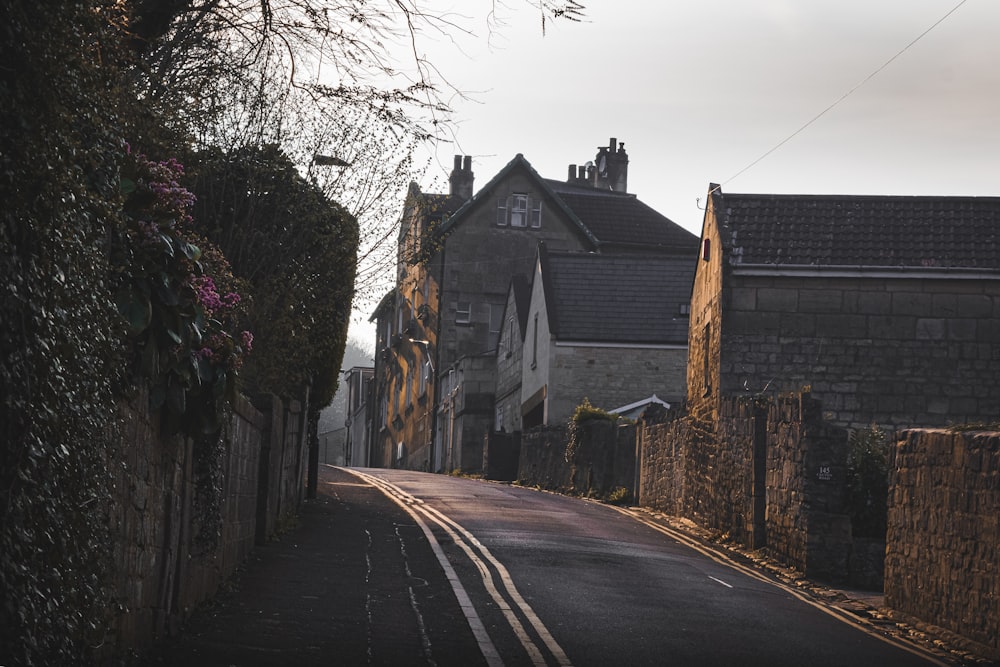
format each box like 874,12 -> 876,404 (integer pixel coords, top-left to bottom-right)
304,155 -> 351,499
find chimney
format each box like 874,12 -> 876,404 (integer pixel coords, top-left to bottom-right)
602,138 -> 628,193
449,155 -> 474,201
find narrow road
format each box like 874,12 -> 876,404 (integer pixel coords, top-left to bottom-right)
352,467 -> 950,667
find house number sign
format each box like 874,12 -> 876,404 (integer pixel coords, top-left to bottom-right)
817,466 -> 833,481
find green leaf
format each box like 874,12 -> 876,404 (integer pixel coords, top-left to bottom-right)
120,177 -> 136,194
213,370 -> 228,399
197,356 -> 213,384
182,242 -> 202,261
159,233 -> 175,257
115,285 -> 152,334
166,328 -> 182,345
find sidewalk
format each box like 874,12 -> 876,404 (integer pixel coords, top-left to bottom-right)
144,466 -> 485,667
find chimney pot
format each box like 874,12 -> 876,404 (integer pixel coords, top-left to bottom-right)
449,155 -> 474,201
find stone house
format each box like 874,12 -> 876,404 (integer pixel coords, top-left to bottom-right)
342,366 -> 373,467
518,246 -> 694,427
369,138 -> 697,472
688,185 -> 1000,429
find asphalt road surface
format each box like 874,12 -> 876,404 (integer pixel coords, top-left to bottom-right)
349,467 -> 949,667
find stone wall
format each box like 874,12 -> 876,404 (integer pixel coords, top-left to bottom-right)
885,428 -> 1000,659
547,344 -> 688,426
720,275 -> 1000,430
638,393 -> 853,582
517,420 -> 636,499
110,390 -> 307,655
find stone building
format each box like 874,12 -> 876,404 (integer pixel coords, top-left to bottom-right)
519,246 -> 694,427
688,185 -> 1000,429
369,139 -> 697,472
342,366 -> 373,467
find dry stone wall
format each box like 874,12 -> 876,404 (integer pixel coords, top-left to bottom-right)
885,428 -> 1000,659
638,393 -> 852,582
517,421 -> 636,499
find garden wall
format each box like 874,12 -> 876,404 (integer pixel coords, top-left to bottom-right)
517,420 -> 636,499
885,428 -> 1000,659
638,393 -> 854,583
108,389 -> 307,656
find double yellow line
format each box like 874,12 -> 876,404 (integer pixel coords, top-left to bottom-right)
347,469 -> 573,667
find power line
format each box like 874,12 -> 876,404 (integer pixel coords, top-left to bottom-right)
715,0 -> 970,193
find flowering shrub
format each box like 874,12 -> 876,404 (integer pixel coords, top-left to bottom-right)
114,149 -> 251,434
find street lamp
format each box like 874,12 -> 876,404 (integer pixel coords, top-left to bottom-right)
408,338 -> 434,375
313,154 -> 352,167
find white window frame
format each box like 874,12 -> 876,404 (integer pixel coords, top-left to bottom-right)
456,301 -> 471,324
419,360 -> 430,396
530,199 -> 542,228
496,197 -> 508,226
489,303 -> 504,335
510,194 -> 529,228
495,404 -> 504,431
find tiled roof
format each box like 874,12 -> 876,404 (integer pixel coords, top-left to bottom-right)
542,251 -> 693,344
547,180 -> 699,252
717,191 -> 1000,269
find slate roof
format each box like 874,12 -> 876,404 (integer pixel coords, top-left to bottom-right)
433,154 -> 696,254
541,249 -> 693,344
714,189 -> 1000,270
546,181 -> 698,252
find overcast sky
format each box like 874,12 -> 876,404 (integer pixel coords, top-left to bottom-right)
347,0 -> 998,349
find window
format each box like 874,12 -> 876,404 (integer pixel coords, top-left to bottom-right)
405,367 -> 413,407
495,404 -> 504,431
679,303 -> 691,316
505,316 -> 516,357
702,324 -> 712,396
497,194 -> 542,229
419,360 -> 430,396
489,304 -> 504,334
531,313 -> 538,369
702,238 -> 711,262
510,194 -> 528,227
456,301 -> 471,324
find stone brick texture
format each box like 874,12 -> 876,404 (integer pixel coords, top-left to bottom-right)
517,420 -> 636,499
108,389 -> 308,655
885,428 -> 1000,659
719,276 -> 1000,430
638,393 -> 854,584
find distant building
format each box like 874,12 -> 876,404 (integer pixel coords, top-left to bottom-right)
688,185 -> 1000,429
370,139 -> 697,472
343,366 -> 373,467
518,246 -> 693,427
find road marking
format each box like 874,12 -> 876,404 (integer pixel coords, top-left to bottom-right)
347,470 -> 503,667
607,505 -> 951,667
347,469 -> 573,667
709,576 -> 733,588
